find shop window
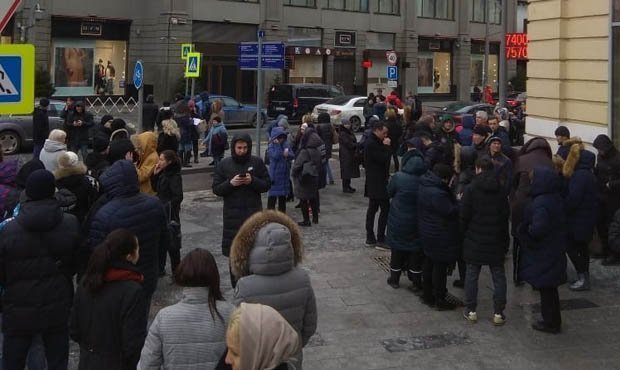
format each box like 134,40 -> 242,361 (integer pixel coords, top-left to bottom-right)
51,39 -> 127,97
288,27 -> 322,47
417,51 -> 451,94
326,0 -> 369,12
471,0 -> 501,24
417,0 -> 453,20
284,0 -> 316,6
470,53 -> 499,92
377,0 -> 399,15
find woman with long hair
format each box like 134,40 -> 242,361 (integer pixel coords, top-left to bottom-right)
157,110 -> 180,154
70,229 -> 147,370
151,150 -> 183,276
139,249 -> 234,369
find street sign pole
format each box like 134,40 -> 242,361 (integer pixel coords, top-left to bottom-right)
138,88 -> 144,131
190,77 -> 195,97
256,30 -> 264,157
133,60 -> 144,131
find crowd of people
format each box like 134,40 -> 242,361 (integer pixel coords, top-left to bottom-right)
0,88 -> 618,369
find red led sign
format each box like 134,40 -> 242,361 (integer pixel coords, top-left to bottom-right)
505,33 -> 528,60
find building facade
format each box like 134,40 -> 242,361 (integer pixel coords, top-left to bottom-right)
4,0 -> 517,103
526,0 -> 609,144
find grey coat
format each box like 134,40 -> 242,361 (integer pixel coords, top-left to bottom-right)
39,139 -> 67,173
230,214 -> 318,368
138,287 -> 234,370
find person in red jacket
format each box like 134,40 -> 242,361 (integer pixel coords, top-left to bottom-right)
386,91 -> 403,109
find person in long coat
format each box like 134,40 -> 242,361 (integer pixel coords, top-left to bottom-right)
338,117 -> 360,193
561,140 -> 598,290
267,127 -> 294,213
509,137 -> 553,285
417,163 -> 460,310
385,146 -> 427,290
517,167 -> 567,334
364,121 -> 392,246
291,128 -> 324,226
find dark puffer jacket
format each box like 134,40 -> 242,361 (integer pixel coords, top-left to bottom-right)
338,125 -> 360,180
291,129 -> 324,201
364,132 -> 392,199
151,161 -> 183,224
385,150 -> 427,252
212,134 -> 271,257
55,165 -> 99,223
418,171 -> 460,263
70,261 -> 147,370
517,167 -> 567,289
88,160 -> 169,296
593,135 -> 620,213
65,105 -> 94,145
562,146 -> 599,243
460,170 -> 510,266
0,198 -> 80,335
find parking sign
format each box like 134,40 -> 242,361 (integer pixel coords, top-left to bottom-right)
387,65 -> 398,81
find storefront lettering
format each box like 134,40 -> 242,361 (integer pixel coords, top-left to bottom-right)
335,31 -> 356,47
80,22 -> 102,36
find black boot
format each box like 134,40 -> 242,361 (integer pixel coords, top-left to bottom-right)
182,151 -> 192,167
387,270 -> 401,289
407,271 -> 423,294
193,152 -> 199,164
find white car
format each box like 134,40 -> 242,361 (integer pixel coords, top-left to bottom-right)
311,95 -> 367,132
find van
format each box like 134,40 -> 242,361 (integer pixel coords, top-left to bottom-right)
267,84 -> 344,122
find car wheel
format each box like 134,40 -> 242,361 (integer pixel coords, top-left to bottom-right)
350,116 -> 362,132
0,130 -> 21,155
251,113 -> 267,128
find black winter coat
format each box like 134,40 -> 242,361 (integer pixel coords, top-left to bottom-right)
32,107 -> 50,145
70,262 -> 147,370
517,167 -> 567,289
292,131 -> 324,200
460,171 -> 510,266
364,133 -> 391,199
212,134 -> 270,257
55,172 -> 99,224
418,171 -> 460,264
564,150 -> 599,243
65,109 -> 94,145
316,123 -> 334,159
151,162 -> 183,223
386,117 -> 403,153
157,132 -> 179,154
0,198 -> 80,335
142,102 -> 159,131
84,152 -> 110,180
338,126 -> 360,180
88,160 -> 169,296
593,135 -> 620,213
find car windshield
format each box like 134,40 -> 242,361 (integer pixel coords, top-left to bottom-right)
443,102 -> 472,112
324,96 -> 352,106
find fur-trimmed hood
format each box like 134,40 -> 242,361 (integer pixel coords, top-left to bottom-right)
562,137 -> 595,177
230,210 -> 303,279
54,162 -> 87,179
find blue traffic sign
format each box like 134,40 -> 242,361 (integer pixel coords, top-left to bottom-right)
387,65 -> 398,80
0,56 -> 20,103
133,60 -> 143,90
0,44 -> 34,115
238,42 -> 285,70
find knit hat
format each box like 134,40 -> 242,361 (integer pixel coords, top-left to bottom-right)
108,138 -> 135,163
488,136 -> 503,145
554,126 -> 570,138
317,112 -> 331,124
25,169 -> 56,200
473,125 -> 491,136
100,115 -> 113,126
92,135 -> 110,152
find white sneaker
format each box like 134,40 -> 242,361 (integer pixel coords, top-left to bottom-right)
463,311 -> 478,323
493,313 -> 506,326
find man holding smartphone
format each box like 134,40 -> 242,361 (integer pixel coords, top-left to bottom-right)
213,133 -> 270,286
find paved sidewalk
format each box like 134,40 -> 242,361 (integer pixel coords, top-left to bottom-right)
144,160 -> 620,370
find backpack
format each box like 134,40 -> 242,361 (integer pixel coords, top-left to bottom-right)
211,131 -> 228,153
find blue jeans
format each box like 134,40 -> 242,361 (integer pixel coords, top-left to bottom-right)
68,143 -> 88,161
3,330 -> 65,370
464,263 -> 507,314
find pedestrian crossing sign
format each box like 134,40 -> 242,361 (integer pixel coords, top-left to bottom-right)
184,52 -> 201,78
181,43 -> 193,60
0,44 -> 34,115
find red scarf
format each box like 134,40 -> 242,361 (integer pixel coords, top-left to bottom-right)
104,268 -> 144,284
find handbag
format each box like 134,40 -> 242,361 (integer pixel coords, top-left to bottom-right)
166,202 -> 182,251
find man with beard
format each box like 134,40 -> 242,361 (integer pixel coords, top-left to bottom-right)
213,134 -> 270,286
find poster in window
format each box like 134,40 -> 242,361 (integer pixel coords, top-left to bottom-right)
53,47 -> 94,88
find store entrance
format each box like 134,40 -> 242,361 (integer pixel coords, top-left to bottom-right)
334,58 -> 356,94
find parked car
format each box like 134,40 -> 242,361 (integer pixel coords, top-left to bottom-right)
0,99 -> 68,155
267,83 -> 344,122
311,95 -> 366,131
206,95 -> 267,127
434,102 -> 496,126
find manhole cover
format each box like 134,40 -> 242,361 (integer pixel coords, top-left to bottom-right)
372,255 -> 390,272
527,298 -> 599,313
382,332 -> 471,353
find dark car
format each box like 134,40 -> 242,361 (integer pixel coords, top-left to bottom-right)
207,95 -> 267,127
435,102 -> 496,126
267,83 -> 344,122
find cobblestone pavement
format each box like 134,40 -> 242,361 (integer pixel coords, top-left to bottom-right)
69,160 -> 620,369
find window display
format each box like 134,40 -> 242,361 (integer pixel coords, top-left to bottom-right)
417,51 -> 451,94
470,53 -> 498,92
52,39 -> 126,97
